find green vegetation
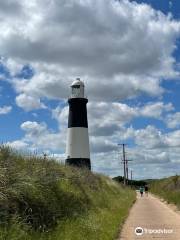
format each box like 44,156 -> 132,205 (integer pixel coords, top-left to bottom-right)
0,146 -> 136,240
150,175 -> 180,209
113,176 -> 148,188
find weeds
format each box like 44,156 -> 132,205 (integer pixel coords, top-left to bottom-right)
0,145 -> 135,240
150,175 -> 180,209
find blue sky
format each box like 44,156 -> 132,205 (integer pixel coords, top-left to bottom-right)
0,0 -> 180,179
135,0 -> 180,18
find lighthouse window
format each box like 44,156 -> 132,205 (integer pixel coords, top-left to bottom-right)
72,85 -> 80,96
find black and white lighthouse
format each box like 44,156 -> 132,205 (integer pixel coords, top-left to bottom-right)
66,78 -> 91,170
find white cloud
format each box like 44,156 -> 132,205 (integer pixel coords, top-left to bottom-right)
125,125 -> 180,149
52,101 -> 174,138
4,58 -> 24,77
0,0 -> 179,105
0,105 -> 12,114
88,102 -> 138,136
49,100 -> 176,162
140,102 -> 174,119
134,125 -> 166,148
21,121 -> 48,136
165,112 -> 180,128
52,104 -> 68,128
7,140 -> 29,150
91,148 -> 175,178
20,121 -> 66,151
165,130 -> 180,147
16,93 -> 46,111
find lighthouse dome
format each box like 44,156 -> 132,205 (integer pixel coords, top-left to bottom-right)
71,78 -> 84,87
70,78 -> 85,98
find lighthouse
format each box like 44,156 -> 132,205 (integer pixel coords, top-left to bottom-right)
66,78 -> 91,170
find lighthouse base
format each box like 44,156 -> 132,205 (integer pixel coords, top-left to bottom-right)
66,158 -> 91,170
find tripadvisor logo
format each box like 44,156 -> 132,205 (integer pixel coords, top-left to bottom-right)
135,227 -> 144,236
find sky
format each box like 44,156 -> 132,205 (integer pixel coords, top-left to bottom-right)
0,0 -> 180,179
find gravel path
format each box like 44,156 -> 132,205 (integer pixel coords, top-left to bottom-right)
119,193 -> 180,240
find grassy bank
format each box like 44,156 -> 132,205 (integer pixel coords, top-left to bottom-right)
0,146 -> 136,240
150,175 -> 180,209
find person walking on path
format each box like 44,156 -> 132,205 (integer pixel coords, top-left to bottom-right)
145,185 -> 149,196
139,186 -> 144,197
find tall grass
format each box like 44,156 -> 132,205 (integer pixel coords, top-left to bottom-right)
150,175 -> 180,209
0,145 -> 136,240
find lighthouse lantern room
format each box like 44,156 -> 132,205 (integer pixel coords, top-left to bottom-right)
71,78 -> 84,98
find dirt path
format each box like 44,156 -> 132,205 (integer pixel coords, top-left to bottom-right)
119,193 -> 180,240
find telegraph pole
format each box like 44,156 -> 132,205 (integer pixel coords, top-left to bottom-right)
125,159 -> 133,184
130,170 -> 133,188
126,159 -> 128,183
118,143 -> 126,185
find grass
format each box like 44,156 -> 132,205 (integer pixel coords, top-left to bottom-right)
150,175 -> 180,209
0,146 -> 136,240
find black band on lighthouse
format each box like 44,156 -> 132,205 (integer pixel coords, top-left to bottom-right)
66,158 -> 91,170
68,98 -> 88,128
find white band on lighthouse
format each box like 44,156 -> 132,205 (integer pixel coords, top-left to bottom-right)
66,128 -> 90,159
